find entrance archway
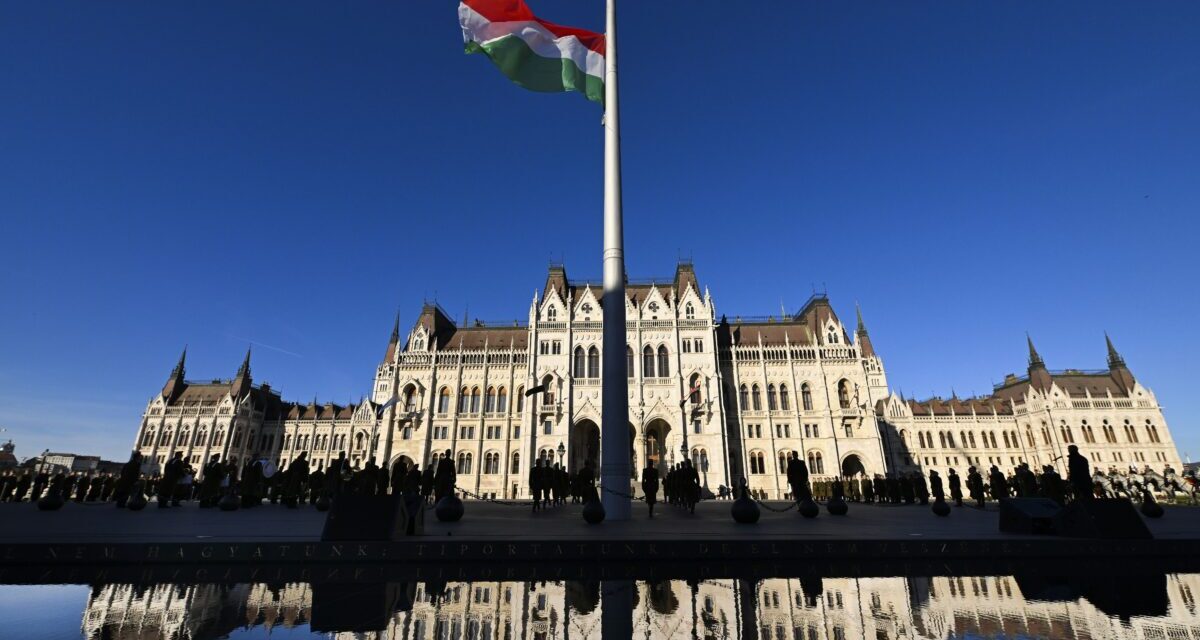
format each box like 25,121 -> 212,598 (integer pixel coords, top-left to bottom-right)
644,419 -> 672,472
391,455 -> 415,473
570,420 -> 600,474
841,454 -> 866,478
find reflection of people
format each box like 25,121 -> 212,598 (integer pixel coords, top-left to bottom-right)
641,463 -> 659,517
1068,444 -> 1093,501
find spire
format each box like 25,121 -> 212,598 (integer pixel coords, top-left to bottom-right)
237,346 -> 252,377
390,310 -> 400,342
171,346 -> 187,377
855,303 -> 875,357
161,346 -> 188,401
1025,333 -> 1052,392
1026,333 -> 1044,368
1105,332 -> 1125,368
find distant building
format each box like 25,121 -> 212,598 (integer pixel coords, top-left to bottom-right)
130,262 -> 1184,499
0,441 -> 17,470
40,452 -> 101,475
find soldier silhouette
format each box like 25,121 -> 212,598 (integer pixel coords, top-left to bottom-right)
433,449 -> 456,501
641,462 -> 660,517
947,468 -> 964,507
1067,444 -> 1093,501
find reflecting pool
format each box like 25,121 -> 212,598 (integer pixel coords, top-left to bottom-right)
3,573 -> 1199,639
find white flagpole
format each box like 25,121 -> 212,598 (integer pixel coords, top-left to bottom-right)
600,0 -> 631,520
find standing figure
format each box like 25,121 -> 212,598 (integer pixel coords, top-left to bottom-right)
641,463 -> 659,518
988,465 -> 1009,500
967,466 -> 985,508
433,449 -> 456,502
529,459 -> 544,512
1067,444 -> 1094,502
948,468 -> 964,507
929,470 -> 945,501
159,452 -> 184,509
786,452 -> 811,504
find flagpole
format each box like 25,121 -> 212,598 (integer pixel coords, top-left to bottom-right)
600,0 -> 631,520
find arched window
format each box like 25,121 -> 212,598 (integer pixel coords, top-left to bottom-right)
458,387 -> 470,413
685,303 -> 695,319
401,385 -> 417,413
587,346 -> 600,378
919,432 -> 927,448
960,431 -> 968,448
802,384 -> 813,411
688,374 -> 702,404
938,432 -> 947,448
739,385 -> 749,409
779,385 -> 790,411
767,384 -> 778,411
438,387 -> 451,414
837,380 -> 851,409
807,451 -> 824,475
510,452 -> 520,474
1025,429 -> 1035,447
642,346 -> 656,378
827,328 -> 839,344
657,345 -> 670,377
496,387 -> 507,413
354,432 -> 365,450
541,375 -> 556,405
900,430 -> 909,446
485,387 -> 497,413
751,385 -> 762,411
457,452 -> 473,474
626,346 -> 634,379
516,387 -> 524,412
546,306 -> 557,321
470,387 -> 481,413
749,451 -> 766,474
990,431 -> 999,448
573,347 -> 586,378
484,452 -> 499,474
969,432 -> 977,448
946,432 -> 956,448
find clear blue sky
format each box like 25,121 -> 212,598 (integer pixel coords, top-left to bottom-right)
1,1 -> 1197,462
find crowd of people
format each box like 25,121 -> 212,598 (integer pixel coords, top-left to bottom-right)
0,442 -> 1173,514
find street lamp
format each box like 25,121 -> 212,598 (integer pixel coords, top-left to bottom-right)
557,442 -> 566,465
681,443 -> 689,461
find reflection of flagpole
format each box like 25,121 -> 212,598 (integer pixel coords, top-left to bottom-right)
600,0 -> 631,520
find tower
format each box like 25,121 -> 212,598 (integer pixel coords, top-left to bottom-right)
1026,334 -> 1052,392
161,347 -> 187,402
1106,333 -> 1136,392
230,347 -> 252,399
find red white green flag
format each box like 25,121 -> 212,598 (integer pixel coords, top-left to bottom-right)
459,0 -> 606,105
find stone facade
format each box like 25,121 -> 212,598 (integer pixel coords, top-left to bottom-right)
130,262 -> 1181,499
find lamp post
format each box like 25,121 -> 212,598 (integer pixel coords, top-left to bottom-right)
681,443 -> 689,462
557,442 -> 566,466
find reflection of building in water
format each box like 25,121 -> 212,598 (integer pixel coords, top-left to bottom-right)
81,575 -> 1200,640
82,583 -> 312,640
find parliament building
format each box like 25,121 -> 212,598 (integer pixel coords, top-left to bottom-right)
131,262 -> 1183,499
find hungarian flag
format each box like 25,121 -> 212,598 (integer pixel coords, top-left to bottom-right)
459,0 -> 605,105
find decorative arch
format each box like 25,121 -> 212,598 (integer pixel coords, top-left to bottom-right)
841,453 -> 867,477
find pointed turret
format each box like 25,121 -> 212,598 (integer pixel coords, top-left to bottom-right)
160,346 -> 187,402
1106,332 -> 1136,392
1026,334 -> 1052,392
231,346 -> 252,399
1027,333 -> 1043,368
855,303 -> 875,357
384,311 -> 401,362
1105,332 -> 1125,368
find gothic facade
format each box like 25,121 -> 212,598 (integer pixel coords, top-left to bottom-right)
130,262 -> 1182,500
